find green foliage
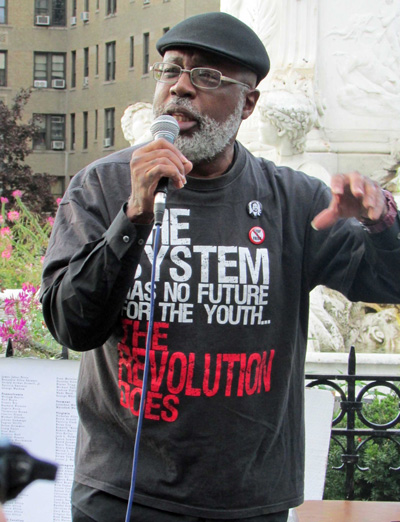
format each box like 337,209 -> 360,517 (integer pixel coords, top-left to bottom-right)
0,283 -> 62,358
0,88 -> 56,215
324,392 -> 400,500
0,195 -> 53,288
0,193 -> 68,358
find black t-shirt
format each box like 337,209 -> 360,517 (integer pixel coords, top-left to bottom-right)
41,142 -> 400,519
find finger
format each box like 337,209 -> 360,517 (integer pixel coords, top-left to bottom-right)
135,137 -> 188,164
330,174 -> 346,196
311,199 -> 340,230
131,149 -> 190,188
365,184 -> 385,221
131,139 -> 192,181
347,171 -> 365,198
132,146 -> 187,176
146,160 -> 188,192
154,137 -> 193,175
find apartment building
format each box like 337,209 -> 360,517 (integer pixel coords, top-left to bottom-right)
0,0 -> 219,195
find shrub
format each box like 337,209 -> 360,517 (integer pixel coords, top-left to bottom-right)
324,392 -> 400,500
0,193 -> 66,358
0,283 -> 61,358
0,193 -> 54,289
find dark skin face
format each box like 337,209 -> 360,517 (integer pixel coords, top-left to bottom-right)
153,48 -> 260,178
126,48 -> 260,222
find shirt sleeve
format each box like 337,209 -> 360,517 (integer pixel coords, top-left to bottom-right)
306,185 -> 400,304
41,188 -> 153,351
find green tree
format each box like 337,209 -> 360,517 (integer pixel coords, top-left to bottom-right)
0,88 -> 56,215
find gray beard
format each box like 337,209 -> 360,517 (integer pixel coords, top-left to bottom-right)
153,95 -> 245,165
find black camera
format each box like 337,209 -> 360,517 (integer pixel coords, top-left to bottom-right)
0,438 -> 57,504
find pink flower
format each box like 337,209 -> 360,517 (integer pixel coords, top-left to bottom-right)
21,282 -> 38,294
0,318 -> 28,344
12,190 -> 23,198
40,256 -> 45,264
7,211 -> 20,222
56,198 -> 62,206
0,216 -> 3,224
0,226 -> 11,236
46,216 -> 55,226
0,197 -> 8,204
1,244 -> 12,258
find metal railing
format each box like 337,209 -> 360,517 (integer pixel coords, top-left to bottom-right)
305,346 -> 400,499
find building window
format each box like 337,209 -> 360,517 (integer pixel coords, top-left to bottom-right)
106,0 -> 116,15
94,109 -> 98,141
34,0 -> 66,26
84,47 -> 89,80
95,44 -> 99,75
33,114 -> 65,150
83,111 -> 88,149
71,50 -> 76,88
72,0 -> 77,17
0,0 -> 7,24
84,0 -> 89,11
0,51 -> 6,86
51,177 -> 65,197
52,0 -> 66,25
34,52 -> 66,88
70,113 -> 75,151
105,41 -> 116,81
143,33 -> 149,74
129,36 -> 134,68
104,108 -> 115,146
35,0 -> 48,16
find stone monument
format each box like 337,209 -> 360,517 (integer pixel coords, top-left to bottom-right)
121,102 -> 153,146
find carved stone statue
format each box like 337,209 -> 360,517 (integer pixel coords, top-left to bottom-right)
308,287 -> 400,354
121,102 -> 153,146
257,86 -> 331,185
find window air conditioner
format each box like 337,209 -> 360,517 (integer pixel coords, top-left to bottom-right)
104,138 -> 111,148
51,141 -> 65,150
81,12 -> 89,22
52,79 -> 66,89
83,77 -> 89,88
36,15 -> 50,25
34,80 -> 48,88
71,16 -> 77,25
143,0 -> 150,4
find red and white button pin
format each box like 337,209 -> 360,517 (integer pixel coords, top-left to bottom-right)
249,226 -> 265,245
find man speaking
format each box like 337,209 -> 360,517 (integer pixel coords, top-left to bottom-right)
41,12 -> 400,522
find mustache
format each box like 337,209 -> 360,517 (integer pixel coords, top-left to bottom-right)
153,98 -> 209,125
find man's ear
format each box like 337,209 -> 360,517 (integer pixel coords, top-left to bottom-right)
242,89 -> 261,121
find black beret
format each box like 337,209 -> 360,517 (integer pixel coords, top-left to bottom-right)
156,12 -> 270,85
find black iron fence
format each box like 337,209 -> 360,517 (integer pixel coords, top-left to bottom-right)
305,346 -> 400,500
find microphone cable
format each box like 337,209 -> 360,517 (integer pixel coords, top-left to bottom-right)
125,115 -> 179,521
125,221 -> 161,522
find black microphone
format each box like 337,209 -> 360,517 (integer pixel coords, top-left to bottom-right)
150,115 -> 180,225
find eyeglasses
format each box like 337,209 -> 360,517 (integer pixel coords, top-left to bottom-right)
151,62 -> 251,90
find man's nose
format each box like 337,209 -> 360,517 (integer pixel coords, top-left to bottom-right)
170,70 -> 196,97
